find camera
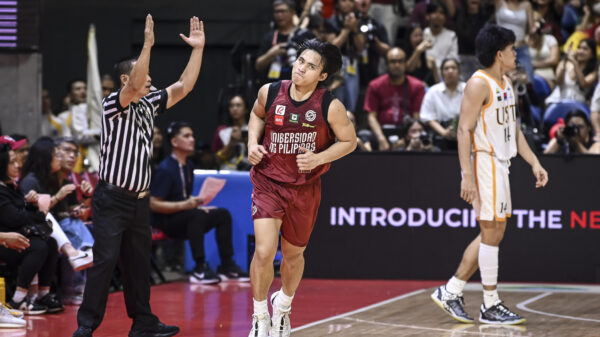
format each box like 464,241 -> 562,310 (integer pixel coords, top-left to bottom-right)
285,42 -> 299,66
563,125 -> 580,138
419,131 -> 431,146
359,19 -> 375,41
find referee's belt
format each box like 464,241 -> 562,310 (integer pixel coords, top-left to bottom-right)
99,181 -> 150,199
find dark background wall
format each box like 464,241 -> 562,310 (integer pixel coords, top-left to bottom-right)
41,0 -> 273,144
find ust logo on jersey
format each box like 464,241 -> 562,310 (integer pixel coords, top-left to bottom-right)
275,105 -> 286,116
495,105 -> 517,125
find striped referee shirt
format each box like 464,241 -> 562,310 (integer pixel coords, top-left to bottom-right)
99,89 -> 168,192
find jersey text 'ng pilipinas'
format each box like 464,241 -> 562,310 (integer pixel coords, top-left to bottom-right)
253,80 -> 336,185
99,89 -> 168,192
469,70 -> 518,161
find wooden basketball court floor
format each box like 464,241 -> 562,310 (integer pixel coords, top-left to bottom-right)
7,279 -> 600,336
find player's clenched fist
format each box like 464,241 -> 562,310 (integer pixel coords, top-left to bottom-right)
248,144 -> 268,165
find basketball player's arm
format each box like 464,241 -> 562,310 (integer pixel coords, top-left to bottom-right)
457,77 -> 488,204
297,99 -> 357,170
516,127 -> 548,188
120,14 -> 154,108
150,196 -> 204,214
248,84 -> 269,165
166,17 -> 205,109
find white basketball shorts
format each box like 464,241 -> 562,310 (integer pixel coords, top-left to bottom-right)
472,152 -> 512,221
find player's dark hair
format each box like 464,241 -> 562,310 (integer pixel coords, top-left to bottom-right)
475,24 -> 516,68
296,39 -> 342,81
166,121 -> 192,141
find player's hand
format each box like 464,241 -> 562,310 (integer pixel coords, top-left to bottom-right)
460,173 -> 477,204
248,144 -> 268,165
143,14 -> 154,48
296,147 -> 322,171
180,16 -> 205,49
1,233 -> 29,252
532,162 -> 548,188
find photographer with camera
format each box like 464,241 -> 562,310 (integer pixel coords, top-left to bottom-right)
256,0 -> 316,84
392,117 -> 437,151
355,0 -> 391,86
325,0 -> 366,112
544,109 -> 600,154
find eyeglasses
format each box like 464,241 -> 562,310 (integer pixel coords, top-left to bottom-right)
60,147 -> 79,156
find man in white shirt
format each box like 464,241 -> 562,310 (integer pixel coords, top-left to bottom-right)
420,58 -> 464,150
423,1 -> 458,70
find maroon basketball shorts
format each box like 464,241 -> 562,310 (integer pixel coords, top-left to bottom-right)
250,171 -> 322,247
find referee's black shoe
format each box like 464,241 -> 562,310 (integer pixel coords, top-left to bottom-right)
479,301 -> 526,325
431,285 -> 474,323
129,322 -> 180,337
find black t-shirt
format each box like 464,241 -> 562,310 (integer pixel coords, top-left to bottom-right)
19,173 -> 78,220
150,155 -> 195,224
257,28 -> 316,83
357,15 -> 389,85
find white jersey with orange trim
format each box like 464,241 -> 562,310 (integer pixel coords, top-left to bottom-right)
469,70 -> 518,161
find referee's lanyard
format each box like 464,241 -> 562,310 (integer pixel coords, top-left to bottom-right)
172,154 -> 188,199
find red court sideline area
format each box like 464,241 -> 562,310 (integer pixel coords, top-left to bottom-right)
13,279 -> 440,337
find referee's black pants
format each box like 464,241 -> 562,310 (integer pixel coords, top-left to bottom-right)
77,182 -> 157,331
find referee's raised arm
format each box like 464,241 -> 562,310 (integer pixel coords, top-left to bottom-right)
119,14 -> 155,109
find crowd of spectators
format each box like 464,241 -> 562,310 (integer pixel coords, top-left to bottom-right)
3,0 -> 600,327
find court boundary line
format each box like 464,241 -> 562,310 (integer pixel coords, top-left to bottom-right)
516,292 -> 600,323
340,317 -> 521,336
291,289 -> 425,332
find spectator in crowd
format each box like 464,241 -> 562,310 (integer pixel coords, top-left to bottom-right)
369,0 -> 415,46
355,0 -> 391,86
57,79 -> 87,138
544,109 -> 600,154
150,121 -> 249,284
546,38 -> 598,105
347,110 -> 373,151
392,117 -> 437,151
410,0 -> 458,31
404,23 -> 439,86
365,47 -> 425,150
152,125 -> 166,172
101,74 -> 116,100
0,229 -> 29,327
41,89 -> 62,138
19,137 -> 93,273
589,72 -> 600,140
531,0 -> 565,44
527,16 -> 560,89
8,134 -> 28,177
307,14 -> 329,42
55,138 -> 96,305
212,95 -> 251,170
325,0 -> 366,111
495,0 -> 536,82
454,0 -> 494,80
0,142 -> 59,315
423,1 -> 459,70
255,0 -> 315,84
420,58 -> 464,149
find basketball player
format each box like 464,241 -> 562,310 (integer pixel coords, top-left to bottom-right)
431,24 -> 548,325
246,39 -> 357,337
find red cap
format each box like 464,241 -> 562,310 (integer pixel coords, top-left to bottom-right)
0,135 -> 27,150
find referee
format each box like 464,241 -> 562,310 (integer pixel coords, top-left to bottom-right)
73,14 -> 205,337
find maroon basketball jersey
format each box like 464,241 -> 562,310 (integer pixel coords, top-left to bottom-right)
253,80 -> 336,185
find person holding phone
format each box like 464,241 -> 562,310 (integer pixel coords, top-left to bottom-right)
212,95 -> 252,170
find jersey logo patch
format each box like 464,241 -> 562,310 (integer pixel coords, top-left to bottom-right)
305,110 -> 316,122
302,123 -> 315,128
289,113 -> 299,123
275,105 -> 286,116
275,115 -> 284,125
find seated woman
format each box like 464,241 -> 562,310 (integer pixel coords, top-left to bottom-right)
18,137 -> 93,272
545,38 -> 598,106
392,118 -> 438,152
527,17 -> 560,89
211,95 -> 251,170
404,24 -> 439,87
0,143 -> 60,315
544,109 -> 600,154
